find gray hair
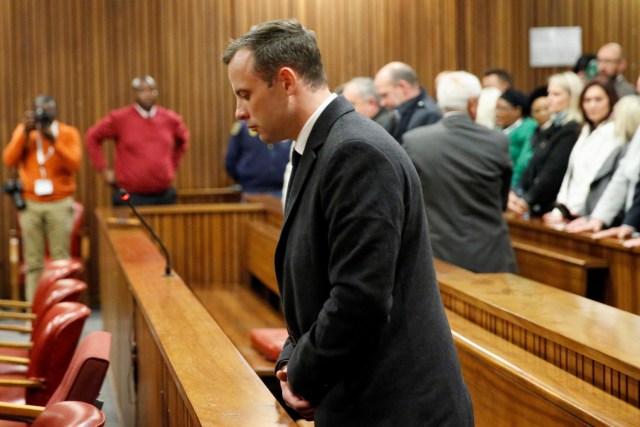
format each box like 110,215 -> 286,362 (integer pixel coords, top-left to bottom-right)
131,75 -> 156,90
437,71 -> 482,111
222,19 -> 327,89
345,77 -> 379,102
387,62 -> 419,87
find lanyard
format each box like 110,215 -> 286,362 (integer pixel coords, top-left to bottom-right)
35,133 -> 55,179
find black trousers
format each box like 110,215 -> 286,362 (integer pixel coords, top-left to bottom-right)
112,187 -> 177,206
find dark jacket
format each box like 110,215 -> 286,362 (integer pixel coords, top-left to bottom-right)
622,172 -> 640,229
404,113 -> 517,273
275,96 -> 473,426
517,120 -> 581,215
390,88 -> 442,143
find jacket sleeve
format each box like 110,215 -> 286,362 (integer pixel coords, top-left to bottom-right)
623,175 -> 640,229
86,114 -> 118,172
53,126 -> 82,172
224,130 -> 241,181
524,124 -> 579,210
171,114 -> 189,169
2,125 -> 28,167
286,140 -> 404,404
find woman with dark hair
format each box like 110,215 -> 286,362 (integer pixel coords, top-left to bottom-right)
509,87 -> 550,188
544,79 -> 621,223
496,89 -> 537,167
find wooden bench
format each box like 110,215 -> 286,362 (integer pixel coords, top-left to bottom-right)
511,236 -> 608,298
196,285 -> 284,377
448,308 -> 640,426
436,266 -> 640,424
506,213 -> 640,315
194,219 -> 285,377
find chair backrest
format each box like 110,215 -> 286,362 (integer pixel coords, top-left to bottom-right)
31,279 -> 88,341
26,302 -> 91,406
47,331 -> 111,406
32,259 -> 85,307
32,401 -> 105,427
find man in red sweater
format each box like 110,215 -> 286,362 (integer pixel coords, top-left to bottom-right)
3,95 -> 82,301
86,75 -> 189,205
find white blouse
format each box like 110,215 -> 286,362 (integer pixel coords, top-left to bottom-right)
556,120 -> 622,213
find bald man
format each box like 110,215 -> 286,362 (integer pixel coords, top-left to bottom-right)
374,62 -> 441,143
342,77 -> 394,132
597,43 -> 636,98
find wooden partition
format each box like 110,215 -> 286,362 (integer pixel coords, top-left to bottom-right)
507,214 -> 640,315
96,208 -> 295,426
120,203 -> 267,287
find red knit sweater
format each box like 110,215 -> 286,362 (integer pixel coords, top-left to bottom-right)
86,105 -> 189,194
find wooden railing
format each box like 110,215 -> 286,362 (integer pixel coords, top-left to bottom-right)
506,213 -> 640,315
96,207 -> 295,426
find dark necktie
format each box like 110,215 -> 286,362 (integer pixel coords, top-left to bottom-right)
286,150 -> 302,201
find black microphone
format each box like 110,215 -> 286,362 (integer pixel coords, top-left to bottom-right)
116,187 -> 173,277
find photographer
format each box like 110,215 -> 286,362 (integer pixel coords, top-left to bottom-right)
2,95 -> 81,302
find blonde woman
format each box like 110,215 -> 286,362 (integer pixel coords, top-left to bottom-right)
508,72 -> 583,216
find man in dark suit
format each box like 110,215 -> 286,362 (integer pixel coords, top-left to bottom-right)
404,71 -> 517,273
374,61 -> 442,143
223,19 -> 473,426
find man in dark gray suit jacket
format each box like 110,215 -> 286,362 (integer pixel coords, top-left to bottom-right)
404,71 -> 517,273
374,61 -> 442,143
223,19 -> 473,426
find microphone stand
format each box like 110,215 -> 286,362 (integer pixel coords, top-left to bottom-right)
115,187 -> 173,277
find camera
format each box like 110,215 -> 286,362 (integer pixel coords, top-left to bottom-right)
3,179 -> 26,210
34,107 -> 53,127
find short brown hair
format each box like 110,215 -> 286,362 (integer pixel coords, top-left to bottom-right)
222,19 -> 327,89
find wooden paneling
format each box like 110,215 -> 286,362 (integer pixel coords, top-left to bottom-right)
131,203 -> 267,287
3,0 -> 640,297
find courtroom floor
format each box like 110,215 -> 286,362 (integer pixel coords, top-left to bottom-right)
0,309 -> 122,426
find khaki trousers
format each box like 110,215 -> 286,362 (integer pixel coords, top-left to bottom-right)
18,197 -> 73,302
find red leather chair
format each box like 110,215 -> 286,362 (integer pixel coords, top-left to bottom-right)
32,401 -> 105,427
0,302 -> 90,406
0,279 -> 88,361
8,201 -> 86,301
0,280 -> 87,342
0,332 -> 111,426
1,258 -> 85,327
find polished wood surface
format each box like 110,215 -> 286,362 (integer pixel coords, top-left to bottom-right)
195,286 -> 284,377
511,236 -> 608,296
4,0 -> 640,297
449,308 -> 640,426
437,268 -> 640,409
96,208 -> 295,426
507,214 -> 640,314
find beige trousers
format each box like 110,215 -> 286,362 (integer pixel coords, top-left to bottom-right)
18,197 -> 73,302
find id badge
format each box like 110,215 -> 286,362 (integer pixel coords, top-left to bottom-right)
34,179 -> 54,196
